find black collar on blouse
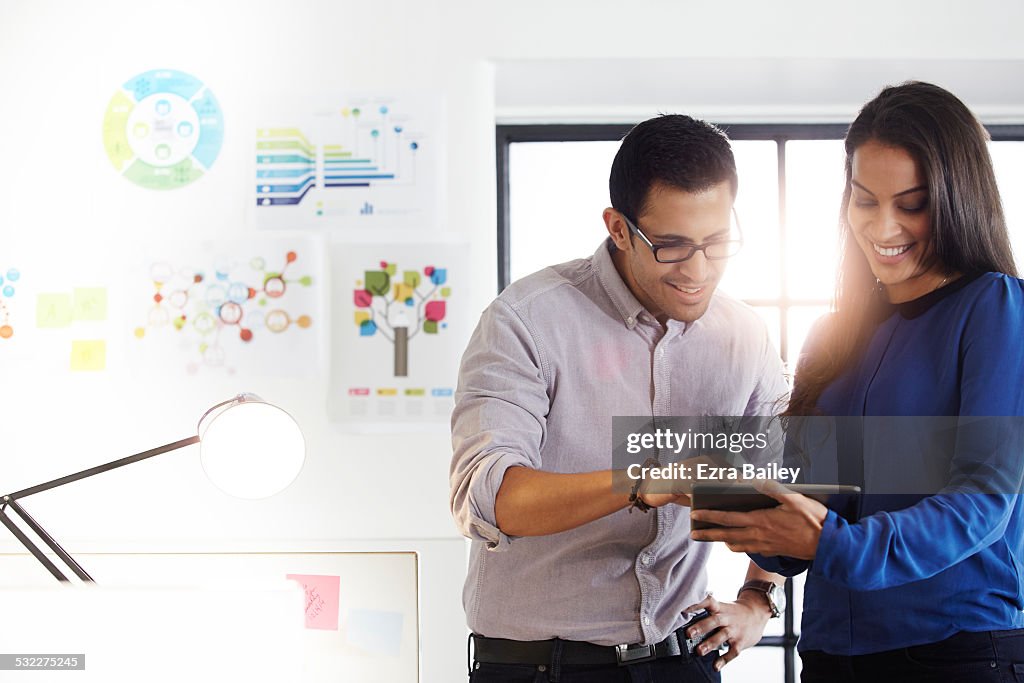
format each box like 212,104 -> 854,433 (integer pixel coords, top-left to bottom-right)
895,271 -> 985,320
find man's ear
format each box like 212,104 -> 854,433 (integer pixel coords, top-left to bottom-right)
603,208 -> 631,251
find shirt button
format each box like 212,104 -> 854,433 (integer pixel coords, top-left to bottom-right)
626,316 -> 635,326
641,554 -> 653,566
643,616 -> 651,626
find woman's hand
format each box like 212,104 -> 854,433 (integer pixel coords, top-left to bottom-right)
688,480 -> 829,559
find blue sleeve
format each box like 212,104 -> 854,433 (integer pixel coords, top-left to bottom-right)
813,276 -> 1024,591
748,553 -> 810,577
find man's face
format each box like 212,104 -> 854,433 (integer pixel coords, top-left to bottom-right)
606,181 -> 734,324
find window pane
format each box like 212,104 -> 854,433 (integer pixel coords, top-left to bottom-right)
751,306 -> 782,363
786,304 -> 831,373
785,140 -> 846,300
508,141 -> 620,282
990,141 -> 1024,272
720,140 -> 781,300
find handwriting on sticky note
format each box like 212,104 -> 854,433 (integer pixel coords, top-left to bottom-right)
73,288 -> 108,321
70,340 -> 106,371
36,293 -> 73,328
286,573 -> 340,630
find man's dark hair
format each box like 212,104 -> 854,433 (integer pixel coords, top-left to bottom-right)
609,114 -> 738,222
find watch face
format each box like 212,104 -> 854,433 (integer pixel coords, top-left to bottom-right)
768,584 -> 787,616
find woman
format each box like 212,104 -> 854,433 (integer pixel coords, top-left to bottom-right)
689,81 -> 1024,681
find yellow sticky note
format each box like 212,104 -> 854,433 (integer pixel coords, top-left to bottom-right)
70,340 -> 106,371
36,293 -> 73,328
73,288 -> 108,321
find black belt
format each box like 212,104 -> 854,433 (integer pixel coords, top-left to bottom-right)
472,626 -> 694,667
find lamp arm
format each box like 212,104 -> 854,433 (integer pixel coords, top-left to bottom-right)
0,507 -> 71,582
4,435 -> 200,503
0,500 -> 94,582
0,435 -> 200,584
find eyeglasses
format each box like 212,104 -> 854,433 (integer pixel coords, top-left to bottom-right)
621,210 -> 743,264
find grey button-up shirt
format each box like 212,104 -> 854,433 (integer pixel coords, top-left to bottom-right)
450,239 -> 788,646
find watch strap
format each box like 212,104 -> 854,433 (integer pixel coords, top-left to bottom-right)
737,580 -> 782,617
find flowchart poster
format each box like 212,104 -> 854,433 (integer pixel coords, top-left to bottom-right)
253,93 -> 443,233
0,265 -> 20,342
329,242 -> 468,429
128,236 -> 325,377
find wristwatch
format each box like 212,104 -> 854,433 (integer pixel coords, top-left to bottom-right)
737,580 -> 786,618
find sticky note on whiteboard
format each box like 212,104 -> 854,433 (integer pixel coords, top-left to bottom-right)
72,287 -> 108,321
70,340 -> 106,371
345,608 -> 403,656
36,293 -> 73,328
286,573 -> 340,630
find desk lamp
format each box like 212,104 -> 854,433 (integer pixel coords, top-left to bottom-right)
0,393 -> 305,582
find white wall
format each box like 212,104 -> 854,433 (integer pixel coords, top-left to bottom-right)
1,1 -> 1023,679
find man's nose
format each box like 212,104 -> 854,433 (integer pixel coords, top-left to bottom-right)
678,248 -> 710,282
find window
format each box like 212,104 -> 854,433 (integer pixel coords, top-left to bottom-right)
497,123 -> 1024,683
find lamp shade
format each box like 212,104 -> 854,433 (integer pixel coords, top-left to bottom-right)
198,396 -> 305,499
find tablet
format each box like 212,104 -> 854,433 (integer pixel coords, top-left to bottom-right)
690,483 -> 861,530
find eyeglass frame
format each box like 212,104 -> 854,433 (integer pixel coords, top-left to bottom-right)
620,208 -> 744,264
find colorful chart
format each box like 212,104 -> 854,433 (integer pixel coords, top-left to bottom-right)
133,247 -> 317,375
254,93 -> 441,231
330,243 -> 467,428
353,261 -> 450,377
102,69 -> 225,190
0,267 -> 20,339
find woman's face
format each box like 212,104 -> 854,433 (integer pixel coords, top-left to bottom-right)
847,139 -> 945,303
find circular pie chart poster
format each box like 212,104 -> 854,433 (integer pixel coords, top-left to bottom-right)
102,69 -> 224,190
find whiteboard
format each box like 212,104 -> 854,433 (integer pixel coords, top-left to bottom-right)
0,551 -> 419,683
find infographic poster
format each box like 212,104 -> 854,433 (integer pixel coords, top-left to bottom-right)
0,265 -> 20,342
102,68 -> 225,190
253,93 -> 443,233
329,242 -> 468,429
128,236 -> 325,377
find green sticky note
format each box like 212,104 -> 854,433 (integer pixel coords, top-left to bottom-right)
70,340 -> 106,371
73,288 -> 108,321
36,293 -> 73,328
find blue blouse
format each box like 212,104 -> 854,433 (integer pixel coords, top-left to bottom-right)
755,272 -> 1024,655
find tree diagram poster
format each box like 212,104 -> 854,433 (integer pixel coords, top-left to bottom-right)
330,242 -> 468,429
127,235 -> 325,377
252,92 -> 443,233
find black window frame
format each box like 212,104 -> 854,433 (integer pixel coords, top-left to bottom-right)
495,122 -> 1024,683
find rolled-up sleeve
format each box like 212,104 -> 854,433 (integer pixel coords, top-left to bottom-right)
450,298 -> 550,550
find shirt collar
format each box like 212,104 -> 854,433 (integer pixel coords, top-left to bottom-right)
895,271 -> 984,319
592,239 -> 650,330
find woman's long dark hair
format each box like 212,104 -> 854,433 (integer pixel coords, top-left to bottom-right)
785,81 -> 1018,416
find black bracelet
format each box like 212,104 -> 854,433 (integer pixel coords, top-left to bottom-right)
628,458 -> 661,513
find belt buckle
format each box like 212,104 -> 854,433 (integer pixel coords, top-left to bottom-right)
615,643 -> 656,666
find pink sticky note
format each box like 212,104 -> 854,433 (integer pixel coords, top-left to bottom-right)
287,574 -> 340,630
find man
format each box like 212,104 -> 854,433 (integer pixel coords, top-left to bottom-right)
450,114 -> 788,682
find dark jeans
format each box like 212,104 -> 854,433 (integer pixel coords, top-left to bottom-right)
801,629 -> 1024,683
469,651 -> 721,683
